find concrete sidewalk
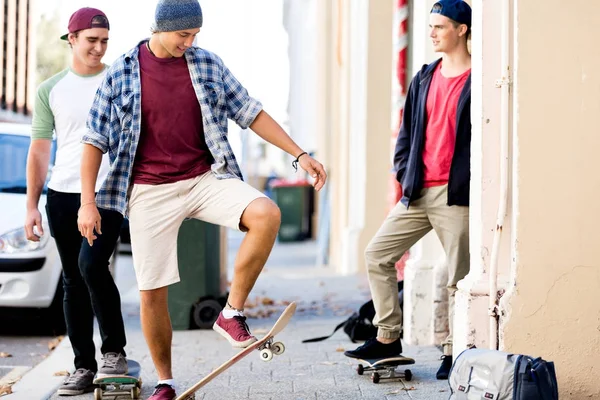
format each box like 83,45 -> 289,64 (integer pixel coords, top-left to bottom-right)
14,231 -> 450,400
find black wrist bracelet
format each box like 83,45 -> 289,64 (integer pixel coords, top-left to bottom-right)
292,152 -> 308,172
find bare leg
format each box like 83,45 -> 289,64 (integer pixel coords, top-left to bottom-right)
140,287 -> 172,380
227,197 -> 280,310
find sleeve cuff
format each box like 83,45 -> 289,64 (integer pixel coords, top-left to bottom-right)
234,97 -> 263,129
81,130 -> 108,153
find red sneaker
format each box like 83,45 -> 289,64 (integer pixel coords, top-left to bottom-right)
148,384 -> 176,400
213,313 -> 257,348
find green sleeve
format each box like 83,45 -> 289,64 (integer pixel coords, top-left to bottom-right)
31,69 -> 68,140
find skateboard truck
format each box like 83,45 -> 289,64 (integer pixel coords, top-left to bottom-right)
258,338 -> 286,361
357,363 -> 412,384
354,357 -> 415,384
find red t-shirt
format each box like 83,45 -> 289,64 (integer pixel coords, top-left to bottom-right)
422,63 -> 470,188
132,43 -> 213,185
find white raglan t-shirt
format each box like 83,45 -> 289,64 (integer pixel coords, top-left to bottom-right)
31,67 -> 110,193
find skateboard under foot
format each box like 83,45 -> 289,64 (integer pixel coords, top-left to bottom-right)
93,359 -> 142,399
356,356 -> 415,384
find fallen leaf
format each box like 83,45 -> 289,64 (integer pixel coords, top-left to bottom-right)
261,297 -> 274,306
335,347 -> 345,352
0,385 -> 12,396
320,361 -> 337,366
53,370 -> 70,377
404,386 -> 416,391
386,390 -> 401,395
0,353 -> 12,358
48,336 -> 64,351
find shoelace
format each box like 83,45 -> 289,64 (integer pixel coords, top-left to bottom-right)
64,369 -> 89,384
102,352 -> 120,368
233,316 -> 251,335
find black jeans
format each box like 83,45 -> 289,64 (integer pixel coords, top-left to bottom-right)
45,189 -> 127,372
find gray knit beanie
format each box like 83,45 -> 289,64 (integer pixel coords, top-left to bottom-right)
151,0 -> 203,32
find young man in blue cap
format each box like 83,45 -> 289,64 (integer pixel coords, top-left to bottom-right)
344,0 -> 472,380
25,7 -> 128,396
77,0 -> 327,398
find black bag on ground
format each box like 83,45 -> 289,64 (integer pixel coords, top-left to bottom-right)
302,281 -> 403,343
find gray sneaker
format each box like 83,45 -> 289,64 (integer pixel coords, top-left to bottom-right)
57,368 -> 95,396
97,352 -> 128,376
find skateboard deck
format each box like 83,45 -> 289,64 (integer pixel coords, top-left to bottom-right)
93,359 -> 142,399
356,356 -> 415,384
176,301 -> 297,400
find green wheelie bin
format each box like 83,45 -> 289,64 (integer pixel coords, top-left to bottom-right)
167,219 -> 228,330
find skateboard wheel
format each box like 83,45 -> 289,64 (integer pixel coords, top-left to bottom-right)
272,341 -> 285,356
372,372 -> 381,384
404,369 -> 412,381
260,348 -> 273,361
357,364 -> 364,375
131,386 -> 141,399
94,387 -> 103,400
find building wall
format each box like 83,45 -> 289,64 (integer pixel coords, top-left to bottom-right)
454,0 -> 508,353
314,0 -> 600,395
325,0 -> 394,274
498,1 -> 600,397
0,0 -> 35,122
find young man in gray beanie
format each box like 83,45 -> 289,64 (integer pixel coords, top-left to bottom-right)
78,0 -> 327,398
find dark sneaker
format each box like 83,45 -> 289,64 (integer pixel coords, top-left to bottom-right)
56,368 -> 95,396
213,313 -> 257,348
97,352 -> 128,377
148,384 -> 176,400
344,337 -> 403,359
436,355 -> 453,380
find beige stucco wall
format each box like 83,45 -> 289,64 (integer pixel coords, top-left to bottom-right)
499,1 -> 600,398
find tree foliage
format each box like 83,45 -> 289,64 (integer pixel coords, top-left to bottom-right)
36,11 -> 70,86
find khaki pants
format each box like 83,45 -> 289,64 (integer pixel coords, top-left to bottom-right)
365,184 -> 469,355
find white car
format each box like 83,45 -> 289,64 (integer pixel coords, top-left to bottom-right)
0,122 -> 65,333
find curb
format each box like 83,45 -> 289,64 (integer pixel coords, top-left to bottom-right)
8,338 -> 73,400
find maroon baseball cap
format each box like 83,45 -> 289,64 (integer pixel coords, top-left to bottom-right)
60,7 -> 110,41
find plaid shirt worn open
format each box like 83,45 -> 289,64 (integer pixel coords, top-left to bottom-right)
82,40 -> 263,215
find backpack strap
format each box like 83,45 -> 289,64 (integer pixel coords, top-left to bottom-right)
531,359 -> 559,400
301,319 -> 348,343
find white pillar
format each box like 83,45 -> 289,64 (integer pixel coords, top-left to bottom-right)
337,0 -> 394,274
453,0 -> 511,355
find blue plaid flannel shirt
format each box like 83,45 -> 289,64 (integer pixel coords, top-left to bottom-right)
82,40 -> 263,215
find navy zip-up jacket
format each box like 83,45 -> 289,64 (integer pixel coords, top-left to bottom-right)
394,58 -> 471,207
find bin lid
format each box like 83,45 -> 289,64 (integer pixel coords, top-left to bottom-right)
269,178 -> 311,188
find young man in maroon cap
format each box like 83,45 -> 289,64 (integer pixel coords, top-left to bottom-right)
344,0 -> 472,380
78,0 -> 326,397
25,7 -> 129,396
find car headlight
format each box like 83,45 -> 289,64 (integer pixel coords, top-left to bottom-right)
0,227 -> 49,254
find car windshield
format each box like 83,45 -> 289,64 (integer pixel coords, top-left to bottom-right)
0,132 -> 56,194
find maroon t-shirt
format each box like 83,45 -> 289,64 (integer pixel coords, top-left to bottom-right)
132,42 -> 213,185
